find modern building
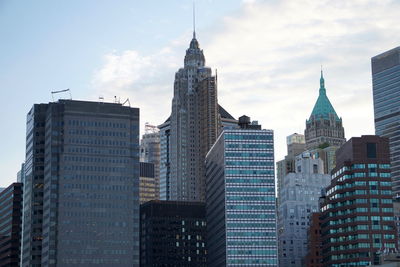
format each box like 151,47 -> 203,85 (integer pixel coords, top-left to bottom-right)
278,152 -> 330,267
205,117 -> 277,266
21,103 -> 47,267
320,135 -> 397,266
17,163 -> 25,183
0,183 -> 23,267
393,198 -> 400,249
372,47 -> 400,196
140,123 -> 160,199
140,200 -> 207,266
305,71 -> 345,150
159,30 -> 237,202
22,100 -> 140,267
139,162 -> 157,204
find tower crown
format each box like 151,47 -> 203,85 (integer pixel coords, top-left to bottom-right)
309,71 -> 340,121
184,35 -> 205,67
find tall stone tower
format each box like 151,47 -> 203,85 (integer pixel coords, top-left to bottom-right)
305,71 -> 345,150
168,32 -> 221,201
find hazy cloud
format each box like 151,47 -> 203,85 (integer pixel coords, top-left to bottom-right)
91,0 -> 400,160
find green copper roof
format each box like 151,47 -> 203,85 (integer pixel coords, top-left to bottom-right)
309,71 -> 340,121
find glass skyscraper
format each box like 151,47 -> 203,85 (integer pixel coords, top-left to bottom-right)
22,100 -> 140,267
205,117 -> 277,266
372,47 -> 400,195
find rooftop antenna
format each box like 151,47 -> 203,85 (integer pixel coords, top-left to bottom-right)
122,98 -> 131,107
193,2 -> 196,38
51,88 -> 72,101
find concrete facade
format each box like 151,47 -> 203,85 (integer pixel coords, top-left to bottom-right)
278,152 -> 330,267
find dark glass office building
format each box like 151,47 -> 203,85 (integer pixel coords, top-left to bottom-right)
372,47 -> 400,196
140,200 -> 207,266
22,100 -> 140,267
0,183 -> 23,267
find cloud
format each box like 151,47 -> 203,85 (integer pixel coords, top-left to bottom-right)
91,0 -> 400,160
91,40 -> 186,130
203,0 -> 400,160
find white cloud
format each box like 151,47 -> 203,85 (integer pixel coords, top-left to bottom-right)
91,0 -> 400,160
203,0 -> 400,160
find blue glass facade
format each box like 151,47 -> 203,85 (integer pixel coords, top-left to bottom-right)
372,47 -> 400,195
206,128 -> 277,267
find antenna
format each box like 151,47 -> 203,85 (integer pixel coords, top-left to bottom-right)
51,88 -> 72,101
122,98 -> 131,107
193,2 -> 195,37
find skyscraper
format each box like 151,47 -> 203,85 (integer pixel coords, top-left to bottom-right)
0,183 -> 23,267
205,117 -> 277,267
320,135 -> 397,266
140,123 -> 160,199
139,162 -> 157,204
276,133 -> 305,200
305,71 -> 345,150
140,200 -> 207,266
372,47 -> 400,195
159,31 -> 236,202
278,152 -> 330,267
22,100 -> 140,267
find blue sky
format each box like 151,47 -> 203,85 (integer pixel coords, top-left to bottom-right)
1,0 -> 399,186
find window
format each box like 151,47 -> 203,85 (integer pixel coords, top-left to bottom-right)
367,143 -> 377,158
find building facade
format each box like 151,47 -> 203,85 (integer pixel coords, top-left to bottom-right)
140,200 -> 207,266
140,123 -> 160,199
0,183 -> 23,267
276,133 -> 306,201
372,47 -> 400,196
205,118 -> 277,266
305,71 -> 345,150
22,103 -> 47,267
159,31 -> 238,202
320,136 -> 397,266
22,100 -> 140,267
278,152 -> 331,267
139,162 -> 157,204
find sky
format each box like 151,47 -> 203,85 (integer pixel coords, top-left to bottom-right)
0,0 -> 399,187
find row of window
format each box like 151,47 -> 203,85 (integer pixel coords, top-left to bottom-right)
68,129 -> 129,138
68,119 -> 128,129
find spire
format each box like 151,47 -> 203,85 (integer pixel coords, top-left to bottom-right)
193,2 -> 196,39
320,67 -> 325,94
309,70 -> 340,121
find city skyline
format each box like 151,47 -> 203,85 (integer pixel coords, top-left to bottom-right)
1,0 -> 400,187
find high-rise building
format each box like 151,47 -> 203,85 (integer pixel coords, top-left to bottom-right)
278,152 -> 330,267
159,31 -> 236,202
22,100 -> 140,267
22,103 -> 47,267
320,135 -> 397,266
304,212 -> 323,267
276,133 -> 305,200
205,117 -> 277,266
17,163 -> 25,183
140,200 -> 207,266
139,162 -> 157,204
371,47 -> 400,196
0,183 -> 23,267
308,145 -> 338,174
140,123 -> 160,199
305,71 -> 345,150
